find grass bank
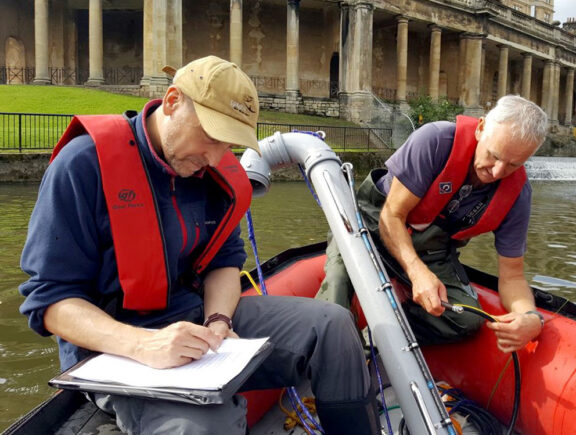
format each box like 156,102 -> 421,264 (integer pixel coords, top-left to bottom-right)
0,85 -> 355,126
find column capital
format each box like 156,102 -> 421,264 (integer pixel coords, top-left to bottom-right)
460,32 -> 485,41
287,0 -> 300,6
353,2 -> 374,11
396,15 -> 409,24
497,44 -> 509,50
428,23 -> 441,32
522,52 -> 533,59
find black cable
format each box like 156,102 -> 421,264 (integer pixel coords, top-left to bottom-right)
442,302 -> 521,435
398,417 -> 409,435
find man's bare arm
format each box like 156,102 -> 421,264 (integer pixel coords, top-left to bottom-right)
202,267 -> 242,339
44,297 -> 222,369
379,177 -> 447,315
485,255 -> 543,352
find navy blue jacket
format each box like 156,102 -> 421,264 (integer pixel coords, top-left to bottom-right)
19,101 -> 247,370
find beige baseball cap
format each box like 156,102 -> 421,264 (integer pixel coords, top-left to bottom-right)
162,56 -> 260,154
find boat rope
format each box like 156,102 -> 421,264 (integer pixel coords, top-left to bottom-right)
292,129 -> 325,207
239,270 -> 263,295
245,209 -> 268,296
442,302 -> 521,435
245,207 -> 324,434
367,327 -> 394,435
341,162 -> 456,435
298,164 -> 322,207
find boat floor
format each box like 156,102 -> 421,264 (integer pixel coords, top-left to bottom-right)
52,381 -> 484,435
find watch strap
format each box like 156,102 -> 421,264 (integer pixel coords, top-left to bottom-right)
203,313 -> 233,330
525,310 -> 544,327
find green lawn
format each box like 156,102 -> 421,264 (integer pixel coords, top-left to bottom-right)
0,85 -> 378,152
0,85 -> 355,126
0,85 -> 148,115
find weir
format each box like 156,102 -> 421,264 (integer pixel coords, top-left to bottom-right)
525,156 -> 576,181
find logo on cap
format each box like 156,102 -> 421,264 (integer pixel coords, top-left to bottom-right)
230,96 -> 256,117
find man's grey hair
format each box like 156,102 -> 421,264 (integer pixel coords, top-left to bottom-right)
483,95 -> 548,147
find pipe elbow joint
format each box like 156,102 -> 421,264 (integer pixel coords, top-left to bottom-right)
240,131 -> 341,197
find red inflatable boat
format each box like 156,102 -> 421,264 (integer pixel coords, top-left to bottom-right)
5,242 -> 576,434
240,242 -> 576,435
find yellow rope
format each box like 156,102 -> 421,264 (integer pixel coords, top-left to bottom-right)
278,388 -> 319,434
241,271 -> 321,433
240,270 -> 263,295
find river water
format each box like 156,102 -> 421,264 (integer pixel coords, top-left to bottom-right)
1,180 -> 576,431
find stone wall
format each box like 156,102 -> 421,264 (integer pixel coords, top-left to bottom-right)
259,94 -> 340,117
3,143 -> 576,183
0,151 -> 390,182
0,153 -> 51,182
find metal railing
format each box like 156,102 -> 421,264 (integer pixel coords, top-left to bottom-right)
0,113 -> 392,152
0,112 -> 74,152
0,67 -> 144,86
256,122 -> 392,151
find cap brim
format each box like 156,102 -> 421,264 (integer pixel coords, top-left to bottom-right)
192,102 -> 261,156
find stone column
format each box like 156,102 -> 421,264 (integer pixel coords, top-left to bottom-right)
339,2 -> 374,122
33,0 -> 50,85
147,0 -> 182,98
396,15 -> 409,104
497,45 -> 509,99
230,0 -> 243,66
428,24 -> 441,101
521,53 -> 532,100
458,35 -> 466,106
541,60 -> 553,119
86,0 -> 105,86
551,62 -> 560,125
565,68 -> 574,125
166,0 -> 182,69
461,34 -> 483,117
285,0 -> 301,113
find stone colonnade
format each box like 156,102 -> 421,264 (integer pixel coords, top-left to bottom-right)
30,0 -> 576,125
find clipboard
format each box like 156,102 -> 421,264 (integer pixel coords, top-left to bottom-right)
49,340 -> 274,405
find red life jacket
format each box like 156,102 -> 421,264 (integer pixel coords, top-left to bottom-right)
407,115 -> 527,240
51,114 -> 252,311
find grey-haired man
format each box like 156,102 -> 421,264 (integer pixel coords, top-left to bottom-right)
318,95 -> 547,352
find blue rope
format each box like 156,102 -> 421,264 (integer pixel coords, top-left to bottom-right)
291,129 -> 325,141
298,164 -> 321,207
245,207 -> 323,433
286,387 -> 323,434
368,328 -> 393,435
288,387 -> 323,434
245,208 -> 268,295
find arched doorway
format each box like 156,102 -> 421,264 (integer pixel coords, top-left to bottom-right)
330,52 -> 339,99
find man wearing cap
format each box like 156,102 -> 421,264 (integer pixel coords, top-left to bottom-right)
19,56 -> 379,434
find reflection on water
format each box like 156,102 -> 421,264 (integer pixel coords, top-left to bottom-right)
459,181 -> 576,300
1,180 -> 576,430
0,183 -> 60,431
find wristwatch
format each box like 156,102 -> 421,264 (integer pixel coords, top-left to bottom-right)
203,313 -> 233,330
524,310 -> 545,327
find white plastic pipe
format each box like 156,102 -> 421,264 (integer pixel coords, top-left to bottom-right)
241,132 -> 453,435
